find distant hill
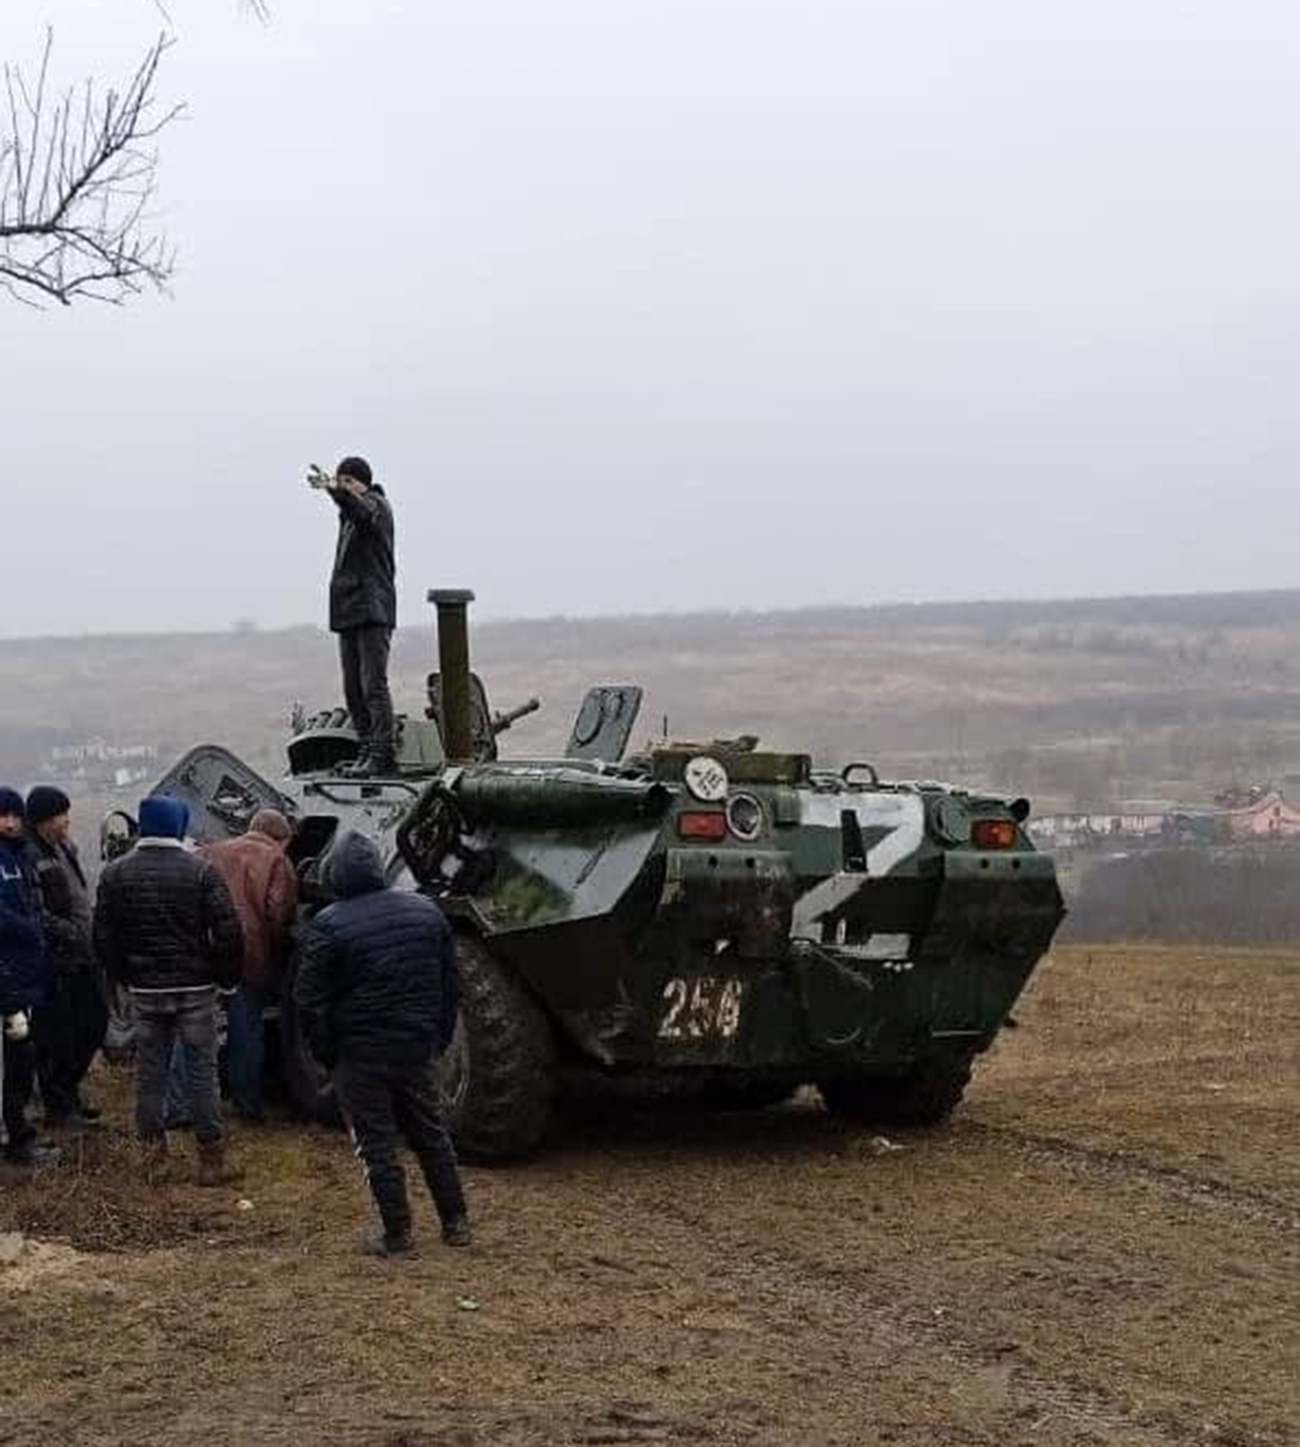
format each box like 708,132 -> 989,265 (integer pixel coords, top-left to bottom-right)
3,588 -> 1300,822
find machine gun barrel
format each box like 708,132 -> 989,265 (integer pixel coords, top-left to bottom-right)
492,697 -> 541,735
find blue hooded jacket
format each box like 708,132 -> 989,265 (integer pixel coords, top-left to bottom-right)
293,831 -> 458,1068
0,833 -> 48,1012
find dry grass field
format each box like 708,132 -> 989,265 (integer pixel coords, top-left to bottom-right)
1,944 -> 1296,1447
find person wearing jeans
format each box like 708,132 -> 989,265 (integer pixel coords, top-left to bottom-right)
223,983 -> 265,1120
134,989 -> 222,1143
203,808 -> 298,1122
93,795 -> 243,1184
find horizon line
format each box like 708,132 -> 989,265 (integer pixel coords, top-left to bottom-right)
1,582 -> 1299,648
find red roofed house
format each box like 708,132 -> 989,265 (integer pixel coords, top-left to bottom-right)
1220,789 -> 1300,839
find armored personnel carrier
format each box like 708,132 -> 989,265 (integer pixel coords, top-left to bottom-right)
134,590 -> 1065,1160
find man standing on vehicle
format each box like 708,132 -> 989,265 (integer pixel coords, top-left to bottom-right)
309,455 -> 397,778
294,830 -> 469,1257
93,796 -> 244,1184
0,788 -> 59,1167
203,808 -> 298,1122
25,786 -> 107,1129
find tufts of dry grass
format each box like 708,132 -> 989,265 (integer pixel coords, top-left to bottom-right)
0,1129 -> 227,1253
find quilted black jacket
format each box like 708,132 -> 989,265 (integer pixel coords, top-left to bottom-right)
93,840 -> 244,992
294,831 -> 458,1068
329,483 -> 396,633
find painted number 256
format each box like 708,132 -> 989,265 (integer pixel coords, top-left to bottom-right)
659,976 -> 745,1041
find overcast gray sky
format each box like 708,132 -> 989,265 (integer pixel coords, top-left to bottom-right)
2,0 -> 1297,637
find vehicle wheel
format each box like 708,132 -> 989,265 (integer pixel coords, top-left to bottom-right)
818,1055 -> 973,1128
439,935 -> 557,1162
279,954 -> 342,1127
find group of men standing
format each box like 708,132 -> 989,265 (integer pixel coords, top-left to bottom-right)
1,453 -> 465,1254
0,787 -> 294,1179
1,787 -> 471,1255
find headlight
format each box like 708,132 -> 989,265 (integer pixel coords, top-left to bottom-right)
726,793 -> 764,841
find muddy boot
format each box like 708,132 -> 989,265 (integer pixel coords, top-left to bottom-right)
362,1227 -> 414,1257
441,1215 -> 472,1248
195,1141 -> 243,1188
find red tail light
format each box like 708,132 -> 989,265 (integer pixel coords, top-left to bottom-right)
972,818 -> 1018,850
678,810 -> 728,841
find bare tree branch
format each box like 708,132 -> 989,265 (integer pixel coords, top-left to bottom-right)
0,30 -> 184,306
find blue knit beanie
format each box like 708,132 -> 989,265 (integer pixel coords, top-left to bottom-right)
138,795 -> 190,840
0,787 -> 25,820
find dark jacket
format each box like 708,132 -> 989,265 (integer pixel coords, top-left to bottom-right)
93,839 -> 244,993
25,829 -> 94,977
329,484 -> 396,633
0,834 -> 47,1012
294,831 -> 458,1069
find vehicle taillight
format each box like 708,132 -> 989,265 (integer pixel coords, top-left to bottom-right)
971,818 -> 1018,850
677,810 -> 728,841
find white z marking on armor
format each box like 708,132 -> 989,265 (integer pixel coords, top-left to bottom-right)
791,793 -> 925,939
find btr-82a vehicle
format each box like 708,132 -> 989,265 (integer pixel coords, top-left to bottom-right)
127,590 -> 1064,1160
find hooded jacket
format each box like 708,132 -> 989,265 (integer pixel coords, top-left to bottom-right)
0,834 -> 47,1012
293,831 -> 457,1069
329,484 -> 396,633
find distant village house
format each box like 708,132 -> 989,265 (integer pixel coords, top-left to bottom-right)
1029,786 -> 1300,847
1219,789 -> 1300,840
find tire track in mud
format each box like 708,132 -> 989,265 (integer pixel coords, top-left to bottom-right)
959,1121 -> 1300,1232
761,1240 -> 1232,1447
567,1179 -> 1208,1447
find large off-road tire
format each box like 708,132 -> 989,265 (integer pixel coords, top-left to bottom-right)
439,935 -> 557,1163
279,956 -> 342,1127
818,1055 -> 973,1129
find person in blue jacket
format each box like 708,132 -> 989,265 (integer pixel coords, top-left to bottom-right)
295,830 -> 468,1256
0,787 -> 59,1166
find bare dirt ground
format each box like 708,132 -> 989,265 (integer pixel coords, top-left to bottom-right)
1,945 -> 1296,1447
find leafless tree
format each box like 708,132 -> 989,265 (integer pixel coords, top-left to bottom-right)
0,30 -> 184,306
